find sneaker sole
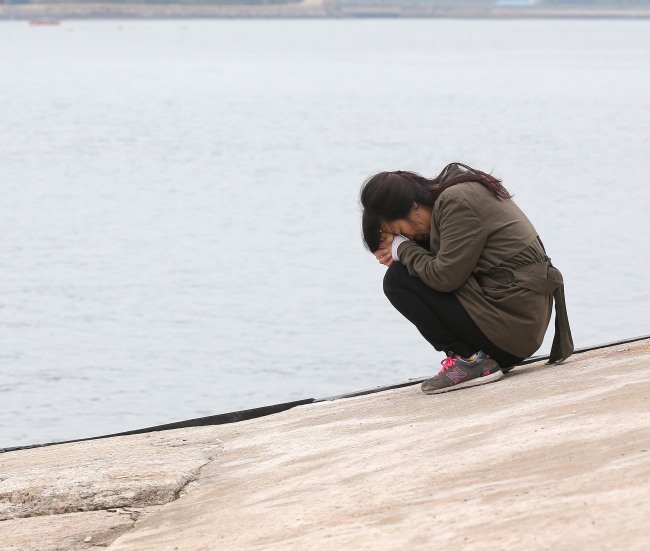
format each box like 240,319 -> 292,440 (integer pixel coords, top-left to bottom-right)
424,370 -> 504,395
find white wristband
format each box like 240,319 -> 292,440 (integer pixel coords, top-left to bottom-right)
391,235 -> 409,261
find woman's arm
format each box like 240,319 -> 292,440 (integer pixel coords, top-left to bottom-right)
397,195 -> 488,292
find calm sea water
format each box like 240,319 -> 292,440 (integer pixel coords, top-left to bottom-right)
1,19 -> 649,448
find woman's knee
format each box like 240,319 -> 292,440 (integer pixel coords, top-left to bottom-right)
383,263 -> 410,297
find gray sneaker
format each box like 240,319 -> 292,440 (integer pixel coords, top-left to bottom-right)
421,351 -> 503,394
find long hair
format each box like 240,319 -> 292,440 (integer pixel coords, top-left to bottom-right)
359,163 -> 511,251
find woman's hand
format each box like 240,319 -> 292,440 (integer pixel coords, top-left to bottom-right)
374,232 -> 394,267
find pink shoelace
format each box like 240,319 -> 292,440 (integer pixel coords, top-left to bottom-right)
438,353 -> 492,378
439,355 -> 459,373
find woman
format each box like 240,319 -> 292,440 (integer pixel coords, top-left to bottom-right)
360,163 -> 573,394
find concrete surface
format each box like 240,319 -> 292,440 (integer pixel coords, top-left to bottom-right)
1,339 -> 649,550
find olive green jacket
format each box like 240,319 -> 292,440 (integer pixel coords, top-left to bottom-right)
397,182 -> 573,362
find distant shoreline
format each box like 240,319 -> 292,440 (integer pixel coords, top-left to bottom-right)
4,3 -> 650,20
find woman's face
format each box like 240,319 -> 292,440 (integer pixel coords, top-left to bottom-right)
382,209 -> 431,242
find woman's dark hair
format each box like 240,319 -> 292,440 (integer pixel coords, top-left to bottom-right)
359,162 -> 512,251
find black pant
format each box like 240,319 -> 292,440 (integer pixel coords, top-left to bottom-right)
383,263 -> 523,369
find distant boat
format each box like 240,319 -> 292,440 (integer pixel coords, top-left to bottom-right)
495,0 -> 536,6
29,20 -> 61,26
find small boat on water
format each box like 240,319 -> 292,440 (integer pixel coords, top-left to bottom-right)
29,19 -> 61,26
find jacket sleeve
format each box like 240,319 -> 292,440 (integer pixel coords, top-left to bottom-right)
397,195 -> 488,292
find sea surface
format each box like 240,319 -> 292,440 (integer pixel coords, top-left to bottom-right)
1,19 -> 649,448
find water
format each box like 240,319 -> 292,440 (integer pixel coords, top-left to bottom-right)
1,19 -> 649,448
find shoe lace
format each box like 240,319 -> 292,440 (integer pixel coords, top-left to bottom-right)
439,356 -> 458,373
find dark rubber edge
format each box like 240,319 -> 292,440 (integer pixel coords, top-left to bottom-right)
316,333 -> 650,401
0,398 -> 315,454
2,334 -> 648,454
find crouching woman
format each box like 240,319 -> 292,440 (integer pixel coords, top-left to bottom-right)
360,163 -> 573,394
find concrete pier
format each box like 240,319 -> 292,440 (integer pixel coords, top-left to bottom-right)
2,338 -> 649,550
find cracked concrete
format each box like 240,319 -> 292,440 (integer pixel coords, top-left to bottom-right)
2,340 -> 650,550
0,428 -> 222,550
0,508 -> 156,551
0,429 -> 223,520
